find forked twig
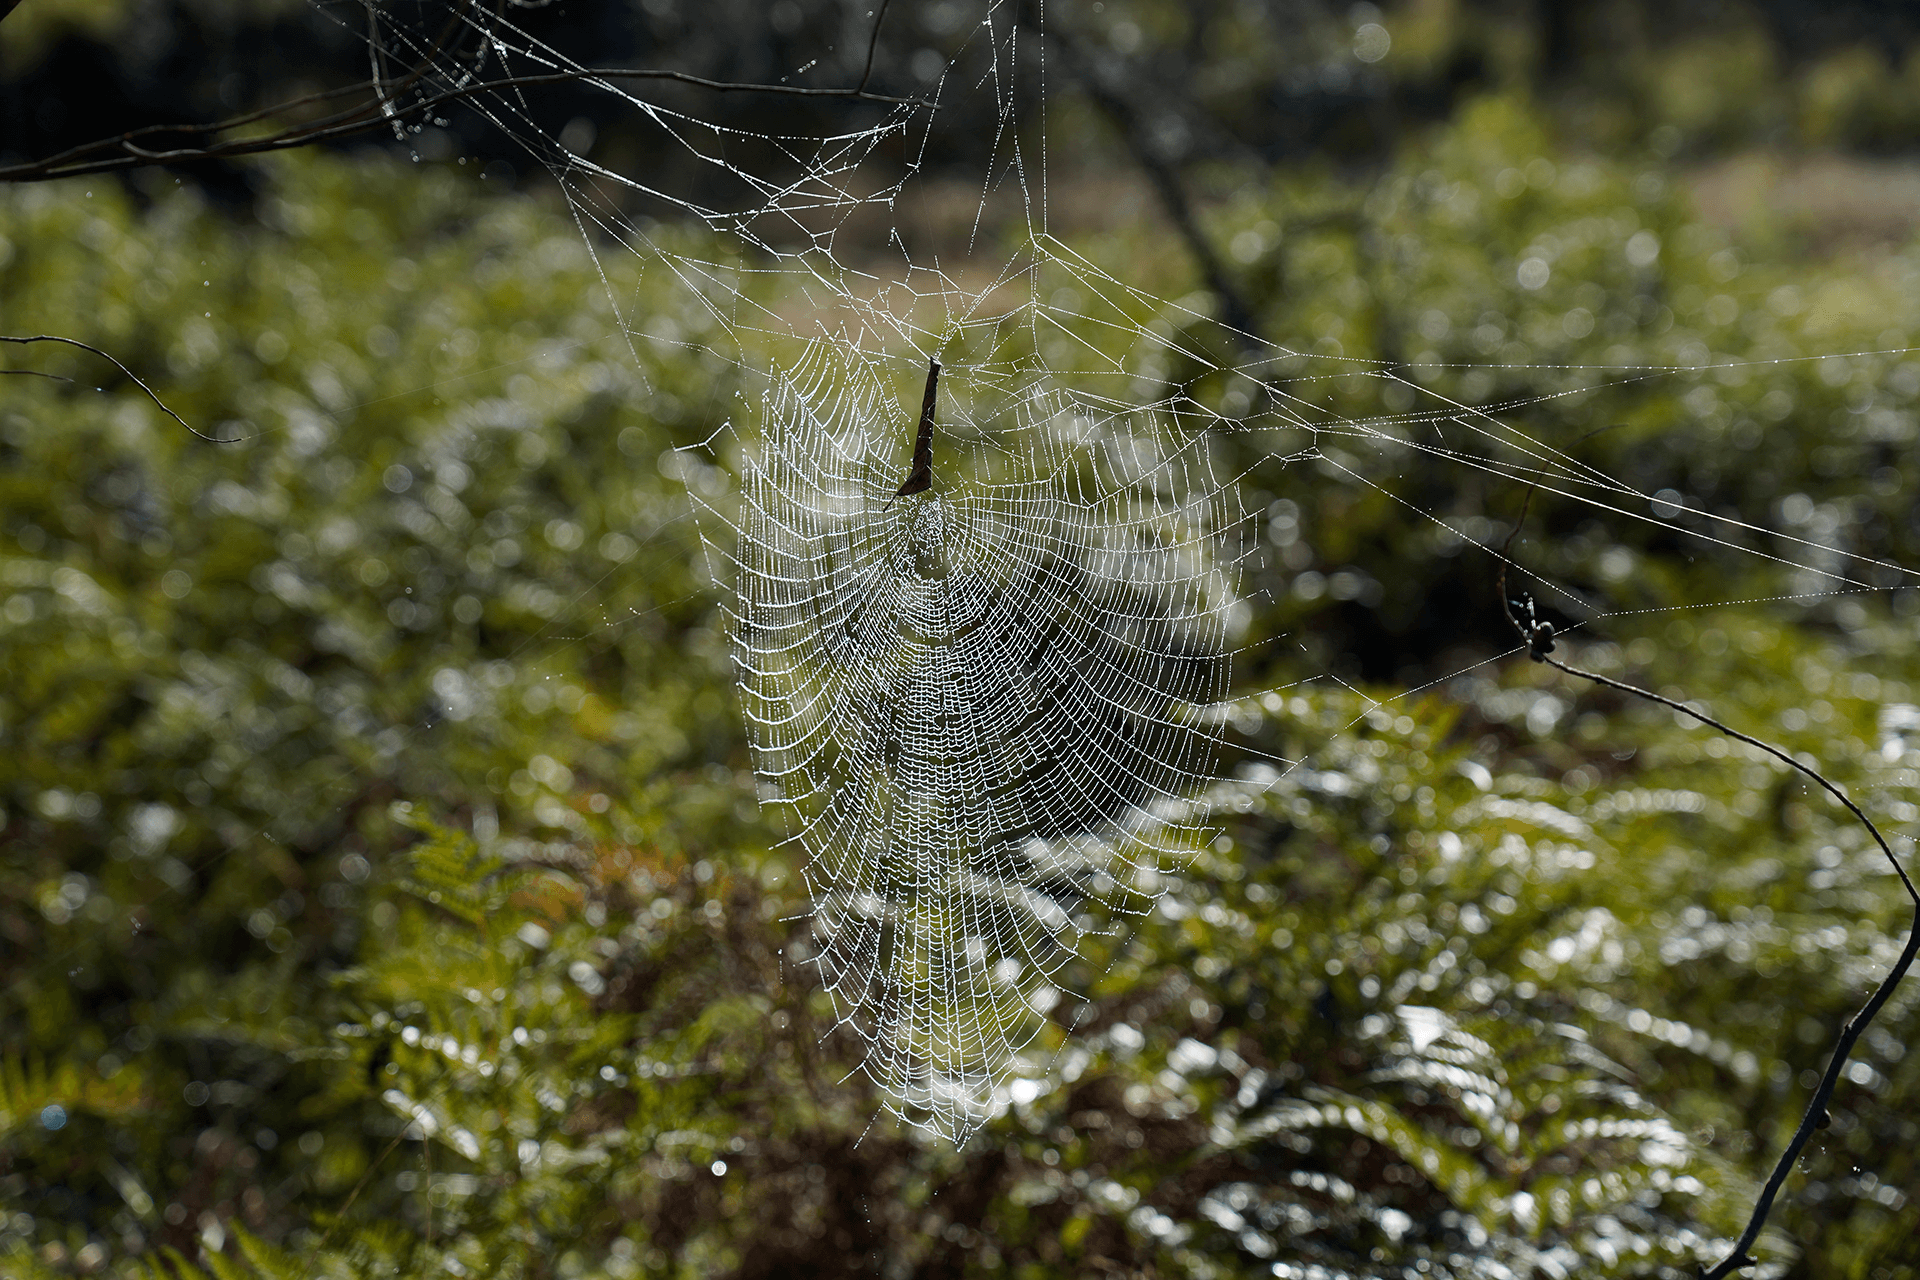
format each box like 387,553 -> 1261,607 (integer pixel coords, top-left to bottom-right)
1496,494 -> 1920,1278
0,335 -> 227,443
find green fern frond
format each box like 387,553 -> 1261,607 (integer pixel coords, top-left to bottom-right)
390,808 -> 505,927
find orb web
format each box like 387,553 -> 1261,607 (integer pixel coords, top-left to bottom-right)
705,339 -> 1244,1138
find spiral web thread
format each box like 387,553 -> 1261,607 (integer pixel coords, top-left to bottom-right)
323,0 -> 1920,1144
696,339 -> 1244,1139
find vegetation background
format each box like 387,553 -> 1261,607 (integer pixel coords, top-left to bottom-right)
3,0 -> 1920,1276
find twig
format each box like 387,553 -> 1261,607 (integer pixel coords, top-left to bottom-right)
0,66 -> 927,185
857,0 -> 893,95
1496,496 -> 1920,1279
0,335 -> 227,443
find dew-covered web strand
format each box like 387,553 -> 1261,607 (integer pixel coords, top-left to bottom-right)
1178,341 -> 1917,597
1389,377 -> 1915,586
1041,242 -> 1917,579
311,0 -> 931,248
1304,442 -> 1894,625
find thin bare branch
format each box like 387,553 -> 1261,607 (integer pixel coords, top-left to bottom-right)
1496,498 -> 1919,1280
1,335 -> 228,443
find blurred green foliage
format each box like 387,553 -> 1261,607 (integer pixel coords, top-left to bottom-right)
0,151 -> 764,1267
3,70 -> 1920,1280
1043,0 -> 1920,163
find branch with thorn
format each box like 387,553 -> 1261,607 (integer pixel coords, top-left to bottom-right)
1496,489 -> 1919,1279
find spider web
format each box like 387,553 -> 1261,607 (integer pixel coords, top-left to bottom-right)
704,338 -> 1244,1136
307,0 -> 1920,1143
